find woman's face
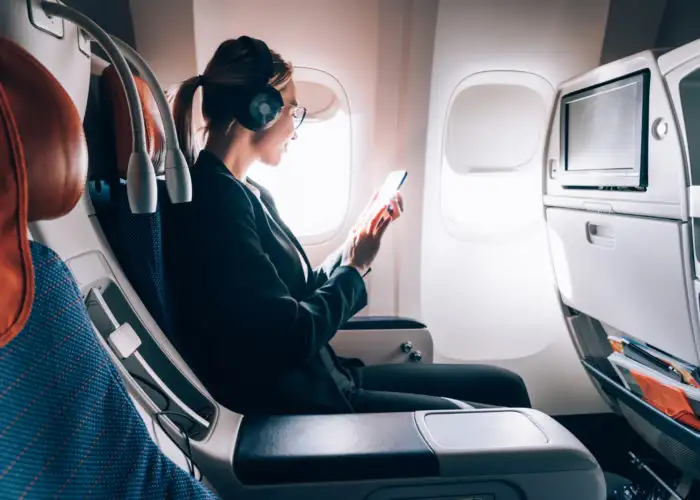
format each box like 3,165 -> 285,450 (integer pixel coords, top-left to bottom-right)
254,80 -> 298,166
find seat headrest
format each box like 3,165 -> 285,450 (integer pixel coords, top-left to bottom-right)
101,65 -> 165,179
0,37 -> 88,347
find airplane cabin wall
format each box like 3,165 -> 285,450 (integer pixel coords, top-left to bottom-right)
129,0 -> 198,87
64,0 -> 137,49
420,0 -> 613,415
599,0 -> 667,65
600,0 -> 700,65
61,0 -> 198,87
364,0 -> 439,317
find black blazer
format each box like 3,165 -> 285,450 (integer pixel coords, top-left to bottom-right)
162,150 -> 367,415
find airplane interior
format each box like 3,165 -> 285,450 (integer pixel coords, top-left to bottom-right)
3,0 -> 700,498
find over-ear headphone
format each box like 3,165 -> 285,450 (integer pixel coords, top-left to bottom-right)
231,36 -> 284,131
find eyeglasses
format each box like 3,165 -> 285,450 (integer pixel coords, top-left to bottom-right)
291,106 -> 307,129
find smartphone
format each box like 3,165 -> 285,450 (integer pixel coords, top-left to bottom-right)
373,170 -> 407,216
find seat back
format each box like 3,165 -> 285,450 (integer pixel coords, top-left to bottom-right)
543,46 -> 700,479
88,62 -> 174,338
83,56 -> 218,423
0,35 -> 216,498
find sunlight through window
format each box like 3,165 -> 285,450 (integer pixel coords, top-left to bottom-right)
248,70 -> 351,242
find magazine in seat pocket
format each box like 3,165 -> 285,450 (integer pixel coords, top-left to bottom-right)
608,351 -> 700,431
608,335 -> 700,388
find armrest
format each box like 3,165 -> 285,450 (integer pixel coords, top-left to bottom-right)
340,316 -> 426,331
331,317 -> 434,364
234,412 -> 437,485
233,408 -> 604,499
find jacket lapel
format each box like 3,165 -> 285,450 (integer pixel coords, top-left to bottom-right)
248,178 -> 314,284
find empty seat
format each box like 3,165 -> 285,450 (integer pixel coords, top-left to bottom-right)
0,36 -> 216,499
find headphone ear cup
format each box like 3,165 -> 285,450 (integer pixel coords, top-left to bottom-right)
227,36 -> 284,131
238,86 -> 284,131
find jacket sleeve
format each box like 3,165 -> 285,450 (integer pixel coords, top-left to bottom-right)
206,176 -> 367,365
313,246 -> 344,288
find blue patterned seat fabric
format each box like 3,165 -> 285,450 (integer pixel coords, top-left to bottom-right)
0,242 -> 218,499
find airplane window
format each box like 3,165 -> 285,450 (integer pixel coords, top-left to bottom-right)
445,75 -> 549,173
440,71 -> 553,241
248,68 -> 351,242
679,71 -> 700,183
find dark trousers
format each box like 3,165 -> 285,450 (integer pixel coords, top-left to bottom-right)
349,363 -> 531,413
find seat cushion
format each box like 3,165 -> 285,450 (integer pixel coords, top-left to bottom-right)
0,242 -> 216,498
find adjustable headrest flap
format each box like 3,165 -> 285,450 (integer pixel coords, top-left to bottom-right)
0,37 -> 88,346
101,65 -> 165,179
0,74 -> 32,348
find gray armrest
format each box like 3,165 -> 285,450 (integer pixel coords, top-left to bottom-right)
233,408 -> 605,499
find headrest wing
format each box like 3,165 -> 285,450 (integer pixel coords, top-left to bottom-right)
0,36 -> 88,346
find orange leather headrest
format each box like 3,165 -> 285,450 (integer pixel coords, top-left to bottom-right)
101,65 -> 165,178
0,37 -> 88,347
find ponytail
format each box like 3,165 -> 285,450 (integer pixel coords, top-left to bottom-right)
172,76 -> 201,167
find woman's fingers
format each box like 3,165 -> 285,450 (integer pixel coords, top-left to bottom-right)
375,216 -> 391,237
395,191 -> 404,212
368,205 -> 388,234
387,197 -> 401,221
355,190 -> 404,237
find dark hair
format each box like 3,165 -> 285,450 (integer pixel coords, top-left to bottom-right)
171,37 -> 293,166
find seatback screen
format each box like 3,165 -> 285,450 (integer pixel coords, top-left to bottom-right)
560,70 -> 650,188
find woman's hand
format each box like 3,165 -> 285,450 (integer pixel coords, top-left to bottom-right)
339,190 -> 405,275
384,192 -> 404,223
351,191 -> 404,236
341,208 -> 392,276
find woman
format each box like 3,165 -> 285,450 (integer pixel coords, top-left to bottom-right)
164,35 -> 531,415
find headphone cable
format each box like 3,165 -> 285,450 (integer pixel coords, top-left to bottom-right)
129,370 -> 202,481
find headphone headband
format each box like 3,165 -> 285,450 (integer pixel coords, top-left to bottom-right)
237,36 -> 274,85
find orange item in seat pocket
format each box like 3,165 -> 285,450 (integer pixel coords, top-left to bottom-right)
609,338 -> 624,354
630,371 -> 700,431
